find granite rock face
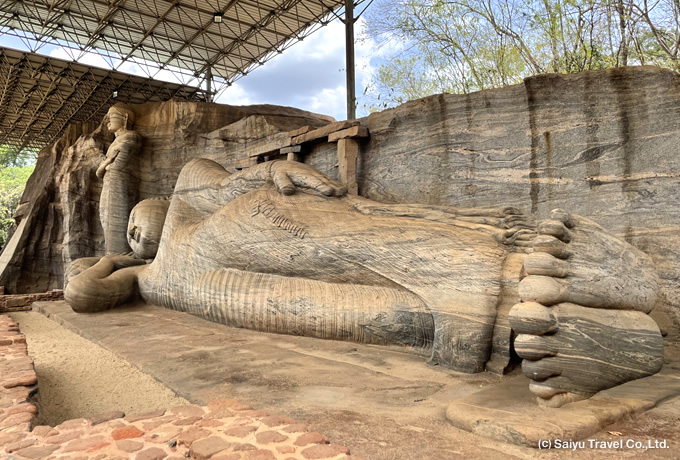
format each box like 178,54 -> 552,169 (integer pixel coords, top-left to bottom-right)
62,155 -> 665,400
0,102 -> 333,293
2,66 -> 680,347
308,66 -> 680,339
0,121 -> 105,293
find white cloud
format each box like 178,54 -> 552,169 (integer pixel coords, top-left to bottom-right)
287,20 -> 346,61
305,85 -> 346,116
218,82 -> 252,106
4,8 -> 389,121
49,47 -> 113,69
215,16 -> 383,121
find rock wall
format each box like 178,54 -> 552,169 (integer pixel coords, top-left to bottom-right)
308,66 -> 680,337
0,102 -> 332,293
0,122 -> 104,294
2,66 -> 679,339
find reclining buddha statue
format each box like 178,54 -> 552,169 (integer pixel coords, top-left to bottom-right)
65,158 -> 664,408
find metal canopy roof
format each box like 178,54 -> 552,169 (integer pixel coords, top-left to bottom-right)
0,46 -> 207,152
0,0 -> 347,91
0,0 -> 355,153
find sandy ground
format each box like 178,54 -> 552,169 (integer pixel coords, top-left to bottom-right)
8,304 -> 680,459
9,311 -> 189,426
24,301 -> 680,460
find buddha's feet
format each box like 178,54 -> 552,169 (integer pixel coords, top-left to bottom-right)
509,209 -> 664,407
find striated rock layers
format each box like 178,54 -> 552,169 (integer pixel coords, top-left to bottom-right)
2,66 -> 679,343
304,66 -> 680,339
0,102 -> 333,293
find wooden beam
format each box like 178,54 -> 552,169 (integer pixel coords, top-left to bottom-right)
328,125 -> 369,142
288,126 -> 311,137
290,120 -> 359,145
245,132 -> 291,158
338,138 -> 359,195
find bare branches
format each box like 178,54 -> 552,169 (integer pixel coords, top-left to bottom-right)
364,0 -> 680,108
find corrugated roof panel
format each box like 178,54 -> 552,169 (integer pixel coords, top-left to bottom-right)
175,5 -> 207,30
0,47 -> 206,150
0,0 -> 349,148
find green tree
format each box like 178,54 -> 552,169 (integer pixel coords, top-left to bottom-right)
0,164 -> 35,250
364,0 -> 680,109
0,145 -> 38,167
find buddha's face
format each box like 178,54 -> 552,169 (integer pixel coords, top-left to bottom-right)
107,112 -> 126,134
127,199 -> 170,260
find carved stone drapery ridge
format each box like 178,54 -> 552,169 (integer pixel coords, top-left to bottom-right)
97,104 -> 142,255
65,159 -> 664,407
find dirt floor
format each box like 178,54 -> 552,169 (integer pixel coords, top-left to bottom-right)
9,305 -> 680,459
9,311 -> 189,426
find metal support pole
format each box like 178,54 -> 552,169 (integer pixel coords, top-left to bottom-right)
344,0 -> 356,120
206,67 -> 213,102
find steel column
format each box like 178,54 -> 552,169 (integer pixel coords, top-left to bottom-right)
344,0 -> 355,120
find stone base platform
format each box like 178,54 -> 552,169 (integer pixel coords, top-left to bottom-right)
0,315 -> 360,460
21,301 -> 680,458
446,372 -> 680,447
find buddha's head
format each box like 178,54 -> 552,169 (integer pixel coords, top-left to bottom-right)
107,103 -> 136,134
127,198 -> 170,260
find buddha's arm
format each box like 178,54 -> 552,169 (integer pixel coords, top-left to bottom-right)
172,158 -> 346,214
65,255 -> 147,313
95,131 -> 142,178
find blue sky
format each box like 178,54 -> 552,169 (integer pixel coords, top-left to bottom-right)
0,16 -> 383,122
216,18 -> 377,121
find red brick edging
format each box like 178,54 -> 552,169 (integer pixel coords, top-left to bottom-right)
0,291 -> 64,313
0,315 -> 361,460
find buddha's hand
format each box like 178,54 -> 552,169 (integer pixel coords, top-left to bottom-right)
95,159 -> 110,178
102,253 -> 148,270
267,161 -> 347,197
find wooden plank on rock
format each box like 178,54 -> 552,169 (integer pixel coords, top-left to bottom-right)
290,120 -> 360,145
338,138 -> 359,195
288,126 -> 312,137
245,132 -> 291,158
328,126 -> 369,142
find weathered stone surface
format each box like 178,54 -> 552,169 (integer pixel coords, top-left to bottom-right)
255,430 -> 288,444
189,436 -> 232,459
290,120 -> 359,145
508,209 -> 664,406
5,67 -> 680,444
260,415 -> 295,427
125,409 -> 166,423
67,157 -> 527,373
111,425 -> 144,440
13,444 -> 59,458
8,68 -> 680,350
302,67 -> 680,343
0,121 -> 102,294
0,316 -> 356,460
0,102 -> 334,294
0,290 -> 64,312
327,126 -> 369,142
446,373 -> 680,446
64,148 -> 665,398
90,410 -> 125,425
116,439 -> 145,453
223,426 -> 258,438
295,433 -> 328,447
